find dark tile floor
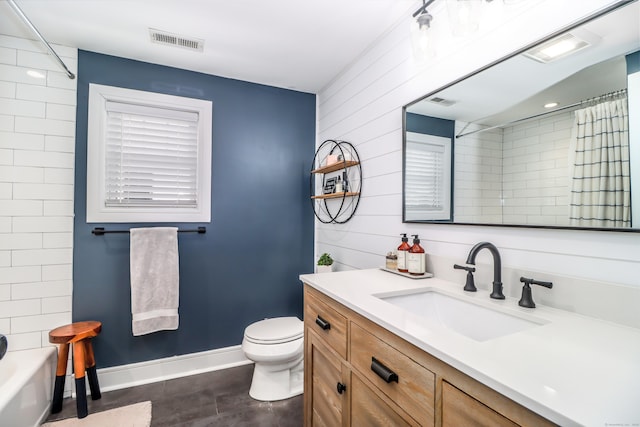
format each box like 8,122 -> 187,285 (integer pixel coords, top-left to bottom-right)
44,364 -> 303,426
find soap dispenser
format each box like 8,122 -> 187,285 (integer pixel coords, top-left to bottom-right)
407,234 -> 426,276
397,234 -> 411,272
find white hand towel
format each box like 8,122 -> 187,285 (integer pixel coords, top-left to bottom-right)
130,227 -> 179,336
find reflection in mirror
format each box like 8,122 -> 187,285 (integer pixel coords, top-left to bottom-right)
404,115 -> 454,221
403,1 -> 640,230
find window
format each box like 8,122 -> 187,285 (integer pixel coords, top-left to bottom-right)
404,132 -> 452,221
87,84 -> 212,223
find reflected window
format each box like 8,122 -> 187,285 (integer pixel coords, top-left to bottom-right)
404,132 -> 452,221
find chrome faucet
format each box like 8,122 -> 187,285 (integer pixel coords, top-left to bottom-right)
465,242 -> 505,300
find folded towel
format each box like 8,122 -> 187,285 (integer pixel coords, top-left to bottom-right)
130,227 -> 179,336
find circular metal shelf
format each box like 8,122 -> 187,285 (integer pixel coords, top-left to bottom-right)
310,140 -> 362,224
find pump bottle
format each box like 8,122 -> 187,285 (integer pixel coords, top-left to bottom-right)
397,234 -> 410,272
335,176 -> 343,193
407,234 -> 426,276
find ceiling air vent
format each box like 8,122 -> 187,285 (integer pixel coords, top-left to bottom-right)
149,29 -> 204,52
428,96 -> 456,107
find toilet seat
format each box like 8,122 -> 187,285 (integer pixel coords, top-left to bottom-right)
244,317 -> 303,345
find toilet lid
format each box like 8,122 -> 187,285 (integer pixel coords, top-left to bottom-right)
245,317 -> 303,344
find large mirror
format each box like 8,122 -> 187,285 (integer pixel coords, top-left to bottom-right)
403,1 -> 640,231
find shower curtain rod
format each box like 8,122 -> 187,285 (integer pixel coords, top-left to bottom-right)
456,88 -> 628,139
7,0 -> 76,79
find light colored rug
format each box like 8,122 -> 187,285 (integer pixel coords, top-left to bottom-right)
42,401 -> 152,427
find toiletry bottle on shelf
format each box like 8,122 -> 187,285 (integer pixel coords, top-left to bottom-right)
397,234 -> 410,272
342,171 -> 349,192
408,234 -> 426,276
335,176 -> 343,193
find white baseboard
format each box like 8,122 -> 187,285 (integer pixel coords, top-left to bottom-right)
95,345 -> 252,393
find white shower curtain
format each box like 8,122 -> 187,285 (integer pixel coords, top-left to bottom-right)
569,98 -> 630,228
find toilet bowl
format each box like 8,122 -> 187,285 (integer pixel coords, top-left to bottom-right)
242,316 -> 304,401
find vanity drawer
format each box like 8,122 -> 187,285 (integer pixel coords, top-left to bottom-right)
351,374 -> 418,427
304,291 -> 348,359
442,381 -> 519,427
350,322 -> 435,427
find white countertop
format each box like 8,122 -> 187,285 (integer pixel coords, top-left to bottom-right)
299,269 -> 640,427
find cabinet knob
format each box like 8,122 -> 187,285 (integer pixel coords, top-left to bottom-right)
336,382 -> 347,394
315,315 -> 331,330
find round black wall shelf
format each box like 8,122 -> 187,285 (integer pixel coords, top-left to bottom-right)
310,140 -> 362,224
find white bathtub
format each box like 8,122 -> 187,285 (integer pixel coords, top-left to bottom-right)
0,347 -> 57,427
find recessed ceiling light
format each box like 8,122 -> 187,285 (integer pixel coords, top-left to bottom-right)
27,70 -> 45,79
523,32 -> 593,63
544,102 -> 558,109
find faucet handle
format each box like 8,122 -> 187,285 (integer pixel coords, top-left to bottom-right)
453,264 -> 477,292
518,276 -> 553,308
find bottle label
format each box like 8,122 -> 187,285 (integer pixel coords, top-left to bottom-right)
407,252 -> 426,275
397,251 -> 407,270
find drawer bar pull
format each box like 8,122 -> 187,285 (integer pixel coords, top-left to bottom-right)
336,382 -> 347,394
371,357 -> 399,383
315,315 -> 331,330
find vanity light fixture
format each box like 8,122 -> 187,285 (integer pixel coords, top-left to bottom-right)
411,0 -> 496,61
411,0 -> 436,61
447,0 -> 483,37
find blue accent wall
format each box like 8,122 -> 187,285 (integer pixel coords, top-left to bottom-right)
74,51 -> 315,368
627,50 -> 640,74
405,112 -> 454,137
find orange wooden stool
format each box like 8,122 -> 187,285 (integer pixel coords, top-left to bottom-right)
49,321 -> 102,419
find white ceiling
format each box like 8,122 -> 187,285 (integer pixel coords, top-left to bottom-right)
0,0 -> 416,93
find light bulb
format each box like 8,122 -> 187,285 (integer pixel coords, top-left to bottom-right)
411,12 -> 436,62
447,0 -> 481,36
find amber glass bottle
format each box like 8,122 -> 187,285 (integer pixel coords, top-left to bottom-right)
407,234 -> 426,276
397,234 -> 411,272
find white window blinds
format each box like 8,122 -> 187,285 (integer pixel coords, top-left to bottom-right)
104,101 -> 199,208
404,132 -> 452,221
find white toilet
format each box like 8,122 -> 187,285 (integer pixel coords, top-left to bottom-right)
242,316 -> 304,401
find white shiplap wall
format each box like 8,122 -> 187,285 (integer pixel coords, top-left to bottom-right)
315,0 -> 640,296
0,34 -> 76,352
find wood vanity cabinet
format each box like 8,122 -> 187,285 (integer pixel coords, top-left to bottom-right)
303,284 -> 555,427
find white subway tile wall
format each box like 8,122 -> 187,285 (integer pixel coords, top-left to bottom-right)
454,123 -> 503,224
452,111 -> 574,226
0,34 -> 76,352
502,111 -> 573,226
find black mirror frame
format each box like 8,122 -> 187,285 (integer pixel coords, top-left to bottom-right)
401,0 -> 639,233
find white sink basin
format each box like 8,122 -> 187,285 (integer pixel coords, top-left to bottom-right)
375,289 -> 547,341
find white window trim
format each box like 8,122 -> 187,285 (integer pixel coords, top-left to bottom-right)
87,83 -> 212,223
404,132 -> 452,221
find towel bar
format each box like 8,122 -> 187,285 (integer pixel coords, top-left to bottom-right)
92,226 -> 206,235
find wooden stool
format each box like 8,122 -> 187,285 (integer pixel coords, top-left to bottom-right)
49,321 -> 102,419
